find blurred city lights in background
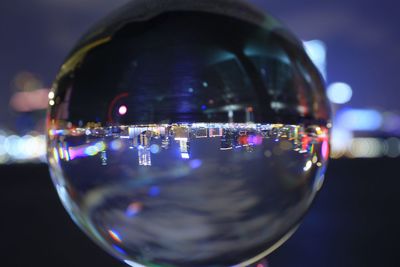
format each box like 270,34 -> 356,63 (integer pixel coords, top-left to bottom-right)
336,109 -> 383,131
0,131 -> 46,164
327,82 -> 353,104
0,40 -> 399,164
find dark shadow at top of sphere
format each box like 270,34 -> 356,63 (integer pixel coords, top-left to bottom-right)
51,0 -> 329,127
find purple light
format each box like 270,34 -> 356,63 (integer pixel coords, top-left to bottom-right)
248,135 -> 263,145
322,140 -> 330,160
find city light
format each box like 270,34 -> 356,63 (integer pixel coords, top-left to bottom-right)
384,138 -> 400,158
112,245 -> 126,255
303,40 -> 327,80
2,115 -> 400,166
10,88 -> 50,112
118,105 -> 128,115
181,152 -> 190,159
148,186 -> 161,197
110,139 -> 123,151
348,138 -> 384,158
0,132 -> 46,164
126,202 -> 143,217
48,91 -> 55,99
336,108 -> 383,131
108,229 -> 122,243
327,82 -> 353,104
150,144 -> 160,154
189,159 -> 202,169
303,160 -> 313,172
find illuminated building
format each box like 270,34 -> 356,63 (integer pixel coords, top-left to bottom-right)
138,146 -> 151,166
245,106 -> 254,122
174,126 -> 189,139
161,136 -> 170,149
194,128 -> 208,138
220,129 -> 235,150
209,127 -> 223,137
119,126 -> 130,139
136,131 -> 152,166
173,126 -> 190,159
101,150 -> 108,166
138,131 -> 150,147
176,138 -> 190,159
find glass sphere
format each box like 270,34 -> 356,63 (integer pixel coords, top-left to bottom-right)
47,0 -> 330,266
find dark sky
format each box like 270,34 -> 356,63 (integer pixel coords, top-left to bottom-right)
1,0 -> 399,130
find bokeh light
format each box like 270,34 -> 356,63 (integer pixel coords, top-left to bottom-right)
118,105 -> 128,115
327,82 -> 353,104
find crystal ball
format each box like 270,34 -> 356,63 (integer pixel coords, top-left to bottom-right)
47,0 -> 330,266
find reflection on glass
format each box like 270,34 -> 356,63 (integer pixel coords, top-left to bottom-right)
48,123 -> 329,266
47,0 -> 330,266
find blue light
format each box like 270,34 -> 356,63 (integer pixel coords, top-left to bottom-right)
189,159 -> 202,169
149,186 -> 161,197
201,105 -> 207,110
84,145 -> 98,156
112,245 -> 126,255
150,144 -> 160,154
303,40 -> 327,80
336,108 -> 383,131
327,82 -> 353,104
110,139 -> 123,151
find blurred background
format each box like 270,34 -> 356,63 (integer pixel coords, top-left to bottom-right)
0,0 -> 399,266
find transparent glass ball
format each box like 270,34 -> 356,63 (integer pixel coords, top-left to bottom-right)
47,0 -> 330,266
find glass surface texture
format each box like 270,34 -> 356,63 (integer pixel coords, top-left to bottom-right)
47,0 -> 330,266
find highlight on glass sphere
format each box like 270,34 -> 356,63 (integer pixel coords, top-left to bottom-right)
47,0 -> 330,266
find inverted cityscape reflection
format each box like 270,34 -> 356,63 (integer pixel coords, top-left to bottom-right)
48,122 -> 328,266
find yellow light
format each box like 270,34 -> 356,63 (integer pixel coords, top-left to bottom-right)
49,100 -> 55,106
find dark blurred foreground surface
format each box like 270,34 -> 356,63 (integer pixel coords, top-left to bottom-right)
0,159 -> 399,267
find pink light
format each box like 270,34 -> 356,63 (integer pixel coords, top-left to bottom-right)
10,88 -> 49,112
68,147 -> 86,160
118,105 -> 128,115
322,140 -> 330,160
249,135 -> 263,145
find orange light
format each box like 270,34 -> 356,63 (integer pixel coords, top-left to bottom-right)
108,230 -> 122,243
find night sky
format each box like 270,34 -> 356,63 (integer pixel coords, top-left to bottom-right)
1,0 -> 399,130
